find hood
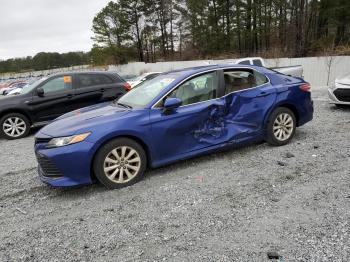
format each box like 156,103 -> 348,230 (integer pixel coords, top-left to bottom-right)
0,92 -> 28,105
336,74 -> 350,85
39,102 -> 130,137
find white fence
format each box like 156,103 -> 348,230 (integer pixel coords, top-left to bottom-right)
109,56 -> 350,87
265,56 -> 350,87
2,56 -> 350,86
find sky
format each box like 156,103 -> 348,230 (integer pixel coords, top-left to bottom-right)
0,0 -> 111,60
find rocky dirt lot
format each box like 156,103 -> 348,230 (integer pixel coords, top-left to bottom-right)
0,87 -> 349,262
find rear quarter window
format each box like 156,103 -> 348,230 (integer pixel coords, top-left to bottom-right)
254,71 -> 269,85
253,59 -> 263,66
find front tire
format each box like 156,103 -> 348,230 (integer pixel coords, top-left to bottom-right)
93,138 -> 147,189
0,113 -> 30,140
266,107 -> 296,146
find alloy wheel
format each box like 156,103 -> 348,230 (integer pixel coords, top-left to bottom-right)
103,146 -> 141,184
2,117 -> 27,138
273,113 -> 294,141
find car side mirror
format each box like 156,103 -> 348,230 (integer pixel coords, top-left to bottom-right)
163,97 -> 182,113
36,87 -> 44,97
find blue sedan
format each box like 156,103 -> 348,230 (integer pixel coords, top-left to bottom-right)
34,64 -> 313,189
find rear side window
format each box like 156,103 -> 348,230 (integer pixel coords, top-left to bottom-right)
253,59 -> 263,66
78,74 -> 114,88
223,70 -> 268,94
237,60 -> 251,65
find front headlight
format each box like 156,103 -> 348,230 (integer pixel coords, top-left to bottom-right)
47,132 -> 91,148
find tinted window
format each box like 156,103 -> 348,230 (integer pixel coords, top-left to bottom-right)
254,71 -> 268,85
237,60 -> 251,65
253,59 -> 263,66
167,72 -> 218,106
78,74 -> 114,88
144,73 -> 159,80
223,70 -> 268,94
40,76 -> 72,94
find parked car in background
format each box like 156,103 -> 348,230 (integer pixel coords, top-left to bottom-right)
7,79 -> 37,96
0,81 -> 11,89
127,72 -> 161,88
120,74 -> 137,81
2,82 -> 28,95
328,73 -> 350,106
34,64 -> 313,189
0,71 -> 130,140
0,81 -> 27,96
232,57 -> 303,78
7,86 -> 25,96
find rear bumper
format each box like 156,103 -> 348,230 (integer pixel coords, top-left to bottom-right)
297,98 -> 314,127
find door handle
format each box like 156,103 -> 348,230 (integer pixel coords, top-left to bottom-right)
67,94 -> 73,99
257,91 -> 269,97
100,88 -> 105,92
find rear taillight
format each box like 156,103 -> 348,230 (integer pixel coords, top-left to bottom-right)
300,83 -> 311,92
123,83 -> 132,91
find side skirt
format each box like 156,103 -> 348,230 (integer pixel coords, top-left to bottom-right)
150,133 -> 265,168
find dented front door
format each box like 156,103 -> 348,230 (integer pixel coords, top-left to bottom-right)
149,97 -> 236,164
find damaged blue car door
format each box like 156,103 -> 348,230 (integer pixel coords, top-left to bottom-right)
220,68 -> 276,143
149,70 -> 229,165
149,67 -> 276,166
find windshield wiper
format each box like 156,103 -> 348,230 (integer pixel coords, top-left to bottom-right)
115,102 -> 132,109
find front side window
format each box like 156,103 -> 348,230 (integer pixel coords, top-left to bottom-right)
40,76 -> 72,94
166,72 -> 218,106
21,77 -> 47,94
223,70 -> 268,94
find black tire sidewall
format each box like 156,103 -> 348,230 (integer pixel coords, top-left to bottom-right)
93,138 -> 147,189
266,107 -> 296,146
0,113 -> 30,140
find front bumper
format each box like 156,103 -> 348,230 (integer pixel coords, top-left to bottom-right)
328,85 -> 350,105
35,139 -> 95,187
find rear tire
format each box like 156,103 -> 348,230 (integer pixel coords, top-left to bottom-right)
93,138 -> 147,189
266,107 -> 296,146
0,113 -> 30,140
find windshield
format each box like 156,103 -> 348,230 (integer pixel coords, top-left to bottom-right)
21,77 -> 47,94
117,73 -> 180,108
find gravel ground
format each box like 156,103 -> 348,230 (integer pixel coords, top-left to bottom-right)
0,87 -> 349,262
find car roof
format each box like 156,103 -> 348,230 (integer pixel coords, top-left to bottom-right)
50,71 -> 117,77
164,64 -> 272,78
